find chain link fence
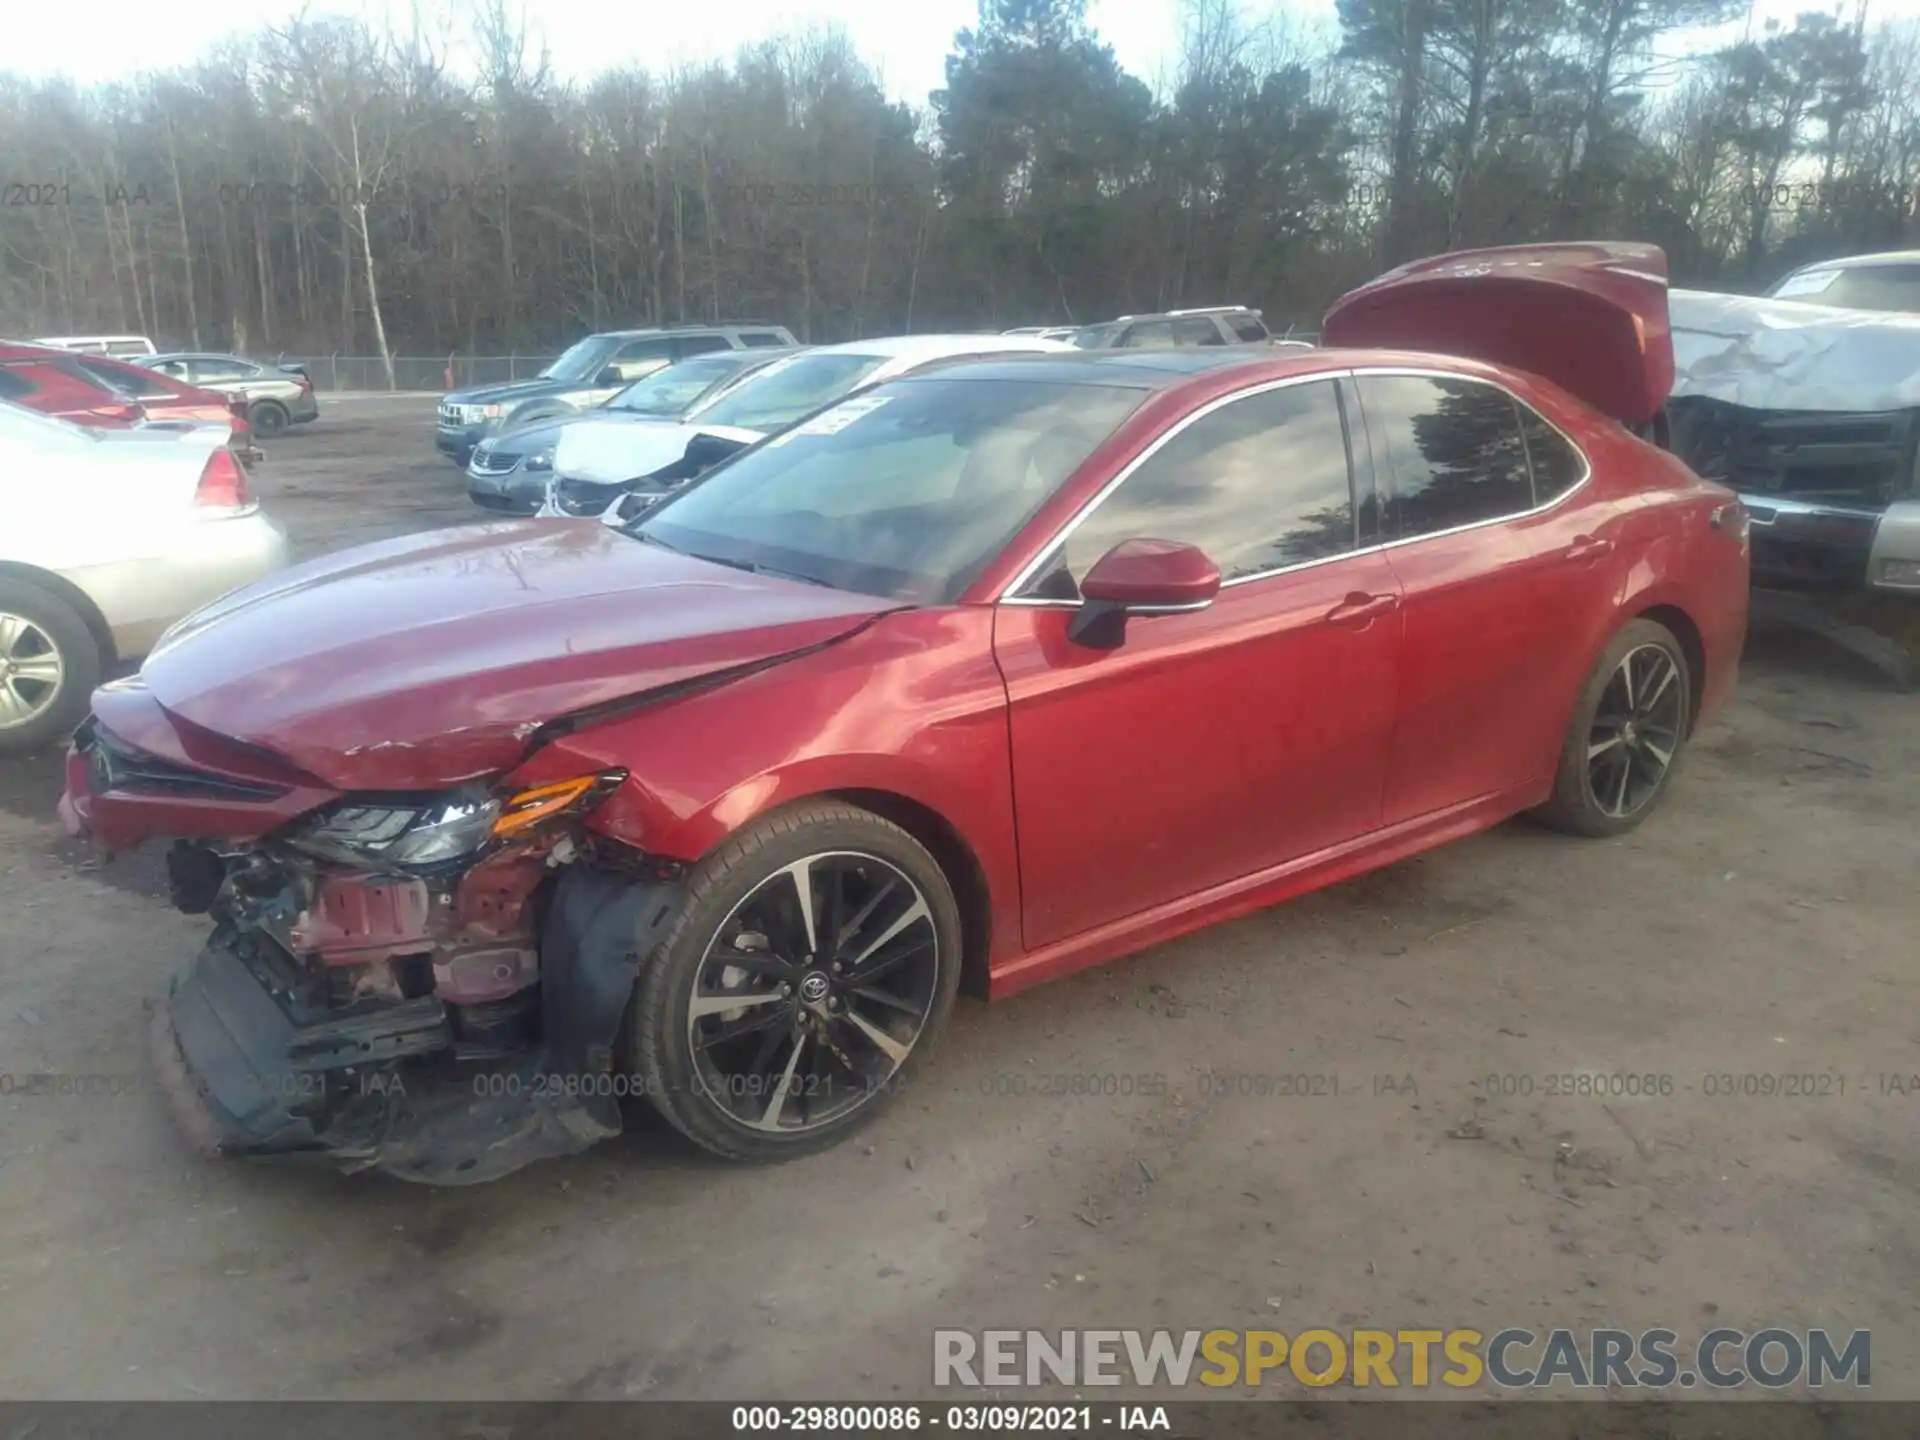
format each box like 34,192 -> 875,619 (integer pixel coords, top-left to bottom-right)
276,355 -> 561,393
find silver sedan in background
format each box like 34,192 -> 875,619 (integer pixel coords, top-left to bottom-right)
0,401 -> 289,751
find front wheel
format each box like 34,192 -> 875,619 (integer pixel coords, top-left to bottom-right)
1533,618 -> 1692,837
630,802 -> 963,1162
0,581 -> 101,753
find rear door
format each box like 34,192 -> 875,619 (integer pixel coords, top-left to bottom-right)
994,376 -> 1404,949
1354,370 -> 1627,824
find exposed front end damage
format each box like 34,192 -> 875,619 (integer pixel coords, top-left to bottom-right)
68,712 -> 684,1185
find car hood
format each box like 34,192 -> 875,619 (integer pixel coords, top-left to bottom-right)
442,377 -> 583,408
1322,241 -> 1674,425
139,520 -> 898,790
554,419 -> 767,486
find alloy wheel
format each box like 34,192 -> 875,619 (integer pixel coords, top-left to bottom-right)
1585,642 -> 1684,819
685,850 -> 941,1134
0,612 -> 64,730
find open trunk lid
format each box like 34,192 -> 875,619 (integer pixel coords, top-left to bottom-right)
1321,241 -> 1674,425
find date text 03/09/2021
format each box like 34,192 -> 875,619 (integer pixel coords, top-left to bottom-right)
730,1405 -> 1170,1432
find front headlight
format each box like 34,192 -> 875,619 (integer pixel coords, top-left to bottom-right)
525,451 -> 553,472
288,794 -> 501,868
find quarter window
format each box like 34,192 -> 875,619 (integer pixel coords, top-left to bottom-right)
1025,379 -> 1357,597
1359,375 -> 1532,539
1518,405 -> 1586,505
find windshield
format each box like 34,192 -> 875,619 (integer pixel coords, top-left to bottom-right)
1771,263 -> 1920,313
693,352 -> 890,432
541,336 -> 617,383
1072,324 -> 1122,348
606,354 -> 753,416
632,376 -> 1145,603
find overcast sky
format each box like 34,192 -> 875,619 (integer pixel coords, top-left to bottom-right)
7,0 -> 1912,106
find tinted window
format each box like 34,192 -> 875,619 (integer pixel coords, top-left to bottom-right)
636,378 -> 1145,602
1028,379 -> 1356,596
611,338 -> 674,364
741,331 -> 788,347
1230,317 -> 1269,342
73,358 -> 165,399
1518,405 -> 1586,505
1360,375 -> 1532,539
1171,317 -> 1224,346
672,334 -> 732,359
0,371 -> 30,400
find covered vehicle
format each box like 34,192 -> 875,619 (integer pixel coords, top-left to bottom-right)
467,346 -> 801,514
60,241 -> 1746,1186
1664,287 -> 1920,594
0,401 -> 289,751
540,333 -> 1076,520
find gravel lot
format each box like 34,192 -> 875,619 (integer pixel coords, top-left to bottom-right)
1,398 -> 1916,1406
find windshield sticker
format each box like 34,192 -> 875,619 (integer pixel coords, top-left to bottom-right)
1773,269 -> 1839,298
790,394 -> 893,438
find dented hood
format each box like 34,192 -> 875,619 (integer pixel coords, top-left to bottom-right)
554,417 -> 768,486
1323,241 -> 1675,425
140,520 -> 895,789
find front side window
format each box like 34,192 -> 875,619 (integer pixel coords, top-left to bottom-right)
634,377 -> 1145,602
1119,321 -> 1175,349
672,334 -> 732,359
541,336 -> 619,383
190,357 -> 259,383
1072,323 -> 1123,349
693,352 -> 890,432
1230,316 -> 1269,342
1359,375 -> 1533,539
608,338 -> 676,377
1022,379 -> 1358,598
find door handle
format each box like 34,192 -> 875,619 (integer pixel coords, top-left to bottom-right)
1565,534 -> 1614,563
1326,591 -> 1400,627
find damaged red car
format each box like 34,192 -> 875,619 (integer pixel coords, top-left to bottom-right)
60,242 -> 1750,1185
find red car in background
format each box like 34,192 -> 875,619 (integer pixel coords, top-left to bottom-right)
0,342 -> 256,453
60,242 -> 1750,1188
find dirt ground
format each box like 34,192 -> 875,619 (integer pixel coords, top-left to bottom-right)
0,399 -> 1916,1405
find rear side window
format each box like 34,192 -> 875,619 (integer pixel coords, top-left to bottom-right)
1518,405 -> 1586,505
1028,378 -> 1357,594
673,335 -> 732,359
1171,317 -> 1225,346
1230,316 -> 1269,342
1359,375 -> 1532,539
76,358 -> 171,399
189,357 -> 259,383
0,370 -> 31,400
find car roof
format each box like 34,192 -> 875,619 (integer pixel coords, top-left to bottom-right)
591,323 -> 793,340
886,348 -> 1285,390
803,333 -> 1076,362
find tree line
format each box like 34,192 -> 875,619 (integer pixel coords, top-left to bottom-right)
1,0 -> 1915,380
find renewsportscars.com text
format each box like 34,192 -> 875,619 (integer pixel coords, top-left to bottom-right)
933,1327 -> 1870,1390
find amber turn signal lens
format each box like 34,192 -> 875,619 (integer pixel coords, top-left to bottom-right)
491,772 -> 624,838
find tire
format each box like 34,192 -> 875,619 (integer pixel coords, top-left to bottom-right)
1532,618 -> 1693,838
0,580 -> 102,753
249,400 -> 290,439
630,801 -> 964,1162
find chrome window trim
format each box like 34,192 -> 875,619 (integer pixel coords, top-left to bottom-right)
995,364 -> 1594,608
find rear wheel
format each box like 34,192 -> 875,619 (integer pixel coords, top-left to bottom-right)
630,802 -> 963,1162
249,400 -> 290,438
1533,618 -> 1692,837
0,581 -> 101,753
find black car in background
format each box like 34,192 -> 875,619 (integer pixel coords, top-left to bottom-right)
434,321 -> 796,464
466,345 -> 803,513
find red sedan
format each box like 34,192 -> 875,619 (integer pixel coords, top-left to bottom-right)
0,342 -> 255,449
61,242 -> 1749,1184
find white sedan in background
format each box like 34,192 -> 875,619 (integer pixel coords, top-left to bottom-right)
0,402 -> 290,751
539,333 -> 1076,520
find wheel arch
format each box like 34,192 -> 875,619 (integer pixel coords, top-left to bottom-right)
0,561 -> 116,665
1630,602 -> 1707,735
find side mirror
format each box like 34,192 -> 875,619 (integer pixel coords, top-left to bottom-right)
596,365 -> 625,386
1068,538 -> 1221,648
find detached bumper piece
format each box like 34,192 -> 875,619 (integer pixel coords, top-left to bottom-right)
151,869 -> 682,1186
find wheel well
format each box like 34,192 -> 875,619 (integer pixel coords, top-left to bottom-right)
0,561 -> 116,665
828,788 -> 994,1001
251,397 -> 289,415
1635,603 -> 1706,734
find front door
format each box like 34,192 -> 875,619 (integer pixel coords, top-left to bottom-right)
993,376 -> 1405,951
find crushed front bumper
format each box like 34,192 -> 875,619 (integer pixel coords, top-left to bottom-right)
150,868 -> 682,1185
